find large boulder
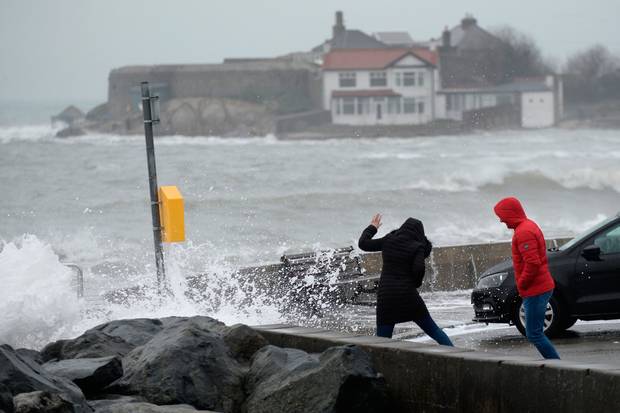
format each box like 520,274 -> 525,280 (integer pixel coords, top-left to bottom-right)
41,331 -> 133,362
13,391 -> 74,413
222,325 -> 268,363
244,345 -> 387,413
86,319 -> 164,348
15,349 -> 42,366
107,317 -> 244,412
0,345 -> 91,413
159,316 -> 227,334
43,356 -> 123,397
56,126 -> 86,138
0,383 -> 13,413
89,396 -> 220,412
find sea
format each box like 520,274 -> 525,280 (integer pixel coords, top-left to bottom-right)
1,100 -> 620,349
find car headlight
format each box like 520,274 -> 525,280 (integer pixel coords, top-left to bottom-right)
476,272 -> 508,289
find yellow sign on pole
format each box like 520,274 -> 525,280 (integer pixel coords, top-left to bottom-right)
158,186 -> 185,243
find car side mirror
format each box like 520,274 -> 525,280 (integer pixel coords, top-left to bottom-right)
582,245 -> 602,261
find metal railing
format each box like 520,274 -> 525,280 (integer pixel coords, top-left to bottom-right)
63,263 -> 84,298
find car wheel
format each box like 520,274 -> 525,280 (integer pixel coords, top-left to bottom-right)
513,296 -> 566,337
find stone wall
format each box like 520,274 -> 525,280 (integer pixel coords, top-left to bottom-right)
254,325 -> 620,412
240,239 -> 570,293
107,61 -> 322,120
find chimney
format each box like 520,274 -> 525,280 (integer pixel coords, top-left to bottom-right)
333,11 -> 345,39
442,26 -> 451,48
461,14 -> 477,29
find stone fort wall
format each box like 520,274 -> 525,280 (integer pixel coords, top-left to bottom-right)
107,60 -> 322,119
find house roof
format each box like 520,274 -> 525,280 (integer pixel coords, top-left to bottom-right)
332,29 -> 387,49
445,17 -> 503,51
323,48 -> 438,70
332,89 -> 401,97
373,32 -> 415,47
311,29 -> 387,53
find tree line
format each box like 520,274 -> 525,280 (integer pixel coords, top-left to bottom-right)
492,26 -> 620,103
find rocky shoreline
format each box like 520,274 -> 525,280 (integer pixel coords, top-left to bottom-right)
0,316 -> 388,413
51,99 -> 620,140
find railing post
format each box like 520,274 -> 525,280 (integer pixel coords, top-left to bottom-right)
141,81 -> 166,292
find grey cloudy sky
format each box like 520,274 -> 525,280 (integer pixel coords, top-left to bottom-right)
1,0 -> 619,103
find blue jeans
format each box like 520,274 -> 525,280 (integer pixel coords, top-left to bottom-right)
377,314 -> 454,346
522,290 -> 561,359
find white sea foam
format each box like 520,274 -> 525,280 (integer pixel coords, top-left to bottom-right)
409,168 -> 620,193
0,124 -> 61,143
0,235 -> 82,349
0,234 -> 285,349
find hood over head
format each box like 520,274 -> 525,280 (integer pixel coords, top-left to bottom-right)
393,217 -> 433,257
494,197 -> 527,229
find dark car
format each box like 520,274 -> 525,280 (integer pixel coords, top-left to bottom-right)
472,213 -> 620,336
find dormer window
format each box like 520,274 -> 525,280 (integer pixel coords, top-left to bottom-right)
339,72 -> 356,87
370,72 -> 387,87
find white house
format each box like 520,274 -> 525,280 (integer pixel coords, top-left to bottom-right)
438,76 -> 563,128
322,48 -> 439,125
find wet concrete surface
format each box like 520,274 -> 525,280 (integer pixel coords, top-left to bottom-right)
310,290 -> 620,367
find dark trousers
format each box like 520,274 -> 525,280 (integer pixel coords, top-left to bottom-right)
377,313 -> 454,346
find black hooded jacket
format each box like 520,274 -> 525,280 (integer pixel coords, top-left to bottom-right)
358,218 -> 432,325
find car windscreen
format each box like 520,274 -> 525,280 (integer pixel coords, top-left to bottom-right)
559,216 -> 618,251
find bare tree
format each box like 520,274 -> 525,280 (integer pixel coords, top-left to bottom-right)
564,45 -> 620,102
492,26 -> 553,80
564,44 -> 617,79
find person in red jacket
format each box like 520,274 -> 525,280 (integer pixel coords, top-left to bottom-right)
494,197 -> 560,359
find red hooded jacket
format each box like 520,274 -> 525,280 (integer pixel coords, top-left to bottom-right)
494,197 -> 555,297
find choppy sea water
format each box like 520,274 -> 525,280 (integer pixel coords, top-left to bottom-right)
1,115 -> 619,348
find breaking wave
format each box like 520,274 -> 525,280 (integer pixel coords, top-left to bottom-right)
0,234 -> 284,349
410,169 -> 620,193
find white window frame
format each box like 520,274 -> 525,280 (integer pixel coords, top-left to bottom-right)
339,72 -> 356,88
418,72 -> 425,86
341,97 -> 356,115
403,97 -> 416,114
403,72 -> 416,87
370,71 -> 387,87
418,100 -> 425,114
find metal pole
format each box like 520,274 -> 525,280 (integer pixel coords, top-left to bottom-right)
141,81 -> 166,292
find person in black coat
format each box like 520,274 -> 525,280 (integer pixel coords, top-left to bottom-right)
358,214 -> 454,345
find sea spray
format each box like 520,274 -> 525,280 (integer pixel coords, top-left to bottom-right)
0,234 -> 82,349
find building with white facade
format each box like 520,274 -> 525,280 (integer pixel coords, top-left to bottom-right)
322,48 -> 439,125
438,76 -> 563,128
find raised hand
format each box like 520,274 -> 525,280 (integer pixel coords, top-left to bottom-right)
370,213 -> 382,229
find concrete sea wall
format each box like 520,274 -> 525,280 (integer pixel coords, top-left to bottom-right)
254,324 -> 620,412
242,238 -> 570,292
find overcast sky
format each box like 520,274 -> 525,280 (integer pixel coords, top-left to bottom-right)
1,0 -> 619,103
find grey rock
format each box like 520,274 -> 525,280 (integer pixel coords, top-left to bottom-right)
159,316 -> 227,333
90,396 -> 220,412
56,126 -> 86,138
85,103 -> 111,122
223,325 -> 268,363
107,318 -> 244,412
44,356 -> 123,397
13,391 -> 73,413
15,349 -> 42,366
52,105 -> 84,126
41,331 -> 133,362
0,383 -> 13,413
87,319 -> 163,348
244,345 -> 387,413
0,345 -> 91,413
